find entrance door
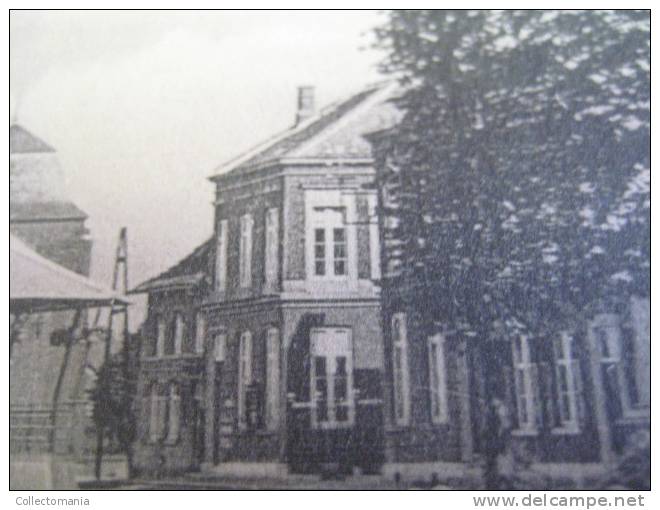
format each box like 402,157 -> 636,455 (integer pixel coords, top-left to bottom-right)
310,328 -> 354,429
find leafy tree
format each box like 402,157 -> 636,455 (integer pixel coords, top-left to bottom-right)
373,10 -> 649,341
88,333 -> 140,479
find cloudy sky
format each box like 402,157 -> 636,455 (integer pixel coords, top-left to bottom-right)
10,11 -> 386,319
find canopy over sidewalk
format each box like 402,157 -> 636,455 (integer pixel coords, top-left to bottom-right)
10,235 -> 129,314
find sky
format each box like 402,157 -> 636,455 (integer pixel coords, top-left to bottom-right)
10,11 -> 387,323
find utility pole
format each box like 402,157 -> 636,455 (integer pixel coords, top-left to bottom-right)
95,228 -> 130,480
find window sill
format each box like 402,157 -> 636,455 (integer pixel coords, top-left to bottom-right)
551,426 -> 580,436
511,428 -> 538,437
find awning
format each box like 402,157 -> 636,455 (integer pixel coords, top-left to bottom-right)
10,235 -> 129,313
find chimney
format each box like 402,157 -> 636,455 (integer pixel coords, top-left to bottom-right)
295,86 -> 315,126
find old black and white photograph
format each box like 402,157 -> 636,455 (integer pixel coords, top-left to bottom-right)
8,8 -> 651,494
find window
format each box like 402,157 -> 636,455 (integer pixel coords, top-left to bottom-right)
148,383 -> 166,442
593,319 -> 647,420
512,336 -> 539,432
173,313 -> 186,355
215,219 -> 228,293
214,331 -> 227,363
165,382 -> 181,443
368,195 -> 381,280
194,313 -> 206,354
310,328 -> 354,428
428,334 -> 449,424
265,208 -> 279,286
553,333 -> 582,431
239,214 -> 254,288
391,313 -> 410,426
265,328 -> 280,430
156,317 -> 166,357
237,331 -> 253,429
311,207 -> 348,278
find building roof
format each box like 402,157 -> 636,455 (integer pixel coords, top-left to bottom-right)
10,235 -> 128,313
130,239 -> 212,294
10,124 -> 55,154
10,201 -> 88,222
210,81 -> 404,180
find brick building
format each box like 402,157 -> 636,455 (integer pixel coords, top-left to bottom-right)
131,83 -> 412,477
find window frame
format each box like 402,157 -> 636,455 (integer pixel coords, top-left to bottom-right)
213,330 -> 227,363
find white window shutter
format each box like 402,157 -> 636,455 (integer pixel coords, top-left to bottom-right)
215,220 -> 228,293
265,208 -> 279,285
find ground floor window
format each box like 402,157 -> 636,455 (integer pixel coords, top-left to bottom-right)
165,382 -> 181,443
391,313 -> 410,426
148,382 -> 167,442
552,332 -> 582,431
428,333 -> 449,424
237,331 -> 253,429
310,328 -> 354,428
265,327 -> 280,430
511,336 -> 539,432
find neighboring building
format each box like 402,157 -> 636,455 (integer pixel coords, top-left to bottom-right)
10,124 -> 97,458
368,127 -> 650,487
131,83 -> 405,477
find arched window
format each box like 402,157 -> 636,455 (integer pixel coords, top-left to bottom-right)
166,382 -> 181,443
237,331 -> 253,429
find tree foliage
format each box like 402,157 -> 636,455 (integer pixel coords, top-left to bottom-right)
373,10 -> 649,338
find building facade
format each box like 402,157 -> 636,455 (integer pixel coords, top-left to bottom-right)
132,83 -> 407,477
131,83 -> 649,487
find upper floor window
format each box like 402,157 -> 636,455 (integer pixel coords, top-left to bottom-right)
311,207 -> 347,278
391,313 -> 410,426
428,333 -> 449,424
173,313 -> 186,355
194,312 -> 206,354
156,317 -> 167,358
237,331 -> 253,429
265,208 -> 279,286
239,214 -> 254,288
214,331 -> 227,363
215,219 -> 228,293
